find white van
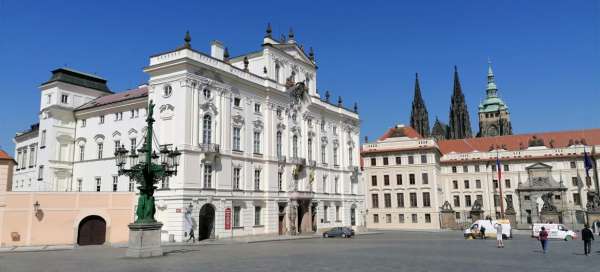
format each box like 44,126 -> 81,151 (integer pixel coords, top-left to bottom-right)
464,219 -> 512,239
532,223 -> 577,241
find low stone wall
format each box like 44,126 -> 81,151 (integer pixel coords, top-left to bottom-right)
0,192 -> 135,247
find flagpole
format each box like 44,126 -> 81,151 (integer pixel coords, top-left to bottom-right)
497,149 -> 505,219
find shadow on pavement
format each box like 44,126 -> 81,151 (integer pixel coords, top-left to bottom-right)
163,249 -> 203,256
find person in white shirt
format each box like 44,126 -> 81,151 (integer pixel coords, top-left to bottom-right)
495,223 -> 504,248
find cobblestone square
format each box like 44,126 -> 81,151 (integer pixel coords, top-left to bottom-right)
1,231 -> 599,272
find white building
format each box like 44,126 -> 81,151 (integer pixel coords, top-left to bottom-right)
12,27 -> 364,241
362,124 -> 600,230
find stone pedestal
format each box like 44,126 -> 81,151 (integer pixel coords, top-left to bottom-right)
470,210 -> 484,222
126,222 -> 163,258
540,211 -> 561,224
440,211 -> 458,229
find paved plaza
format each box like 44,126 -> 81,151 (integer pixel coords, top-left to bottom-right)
1,231 -> 599,272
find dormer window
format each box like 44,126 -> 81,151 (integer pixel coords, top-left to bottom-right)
163,85 -> 172,98
61,94 -> 68,104
203,88 -> 211,99
46,94 -> 52,104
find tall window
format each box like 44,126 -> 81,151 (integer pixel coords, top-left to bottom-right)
203,165 -> 213,188
453,180 -> 458,189
41,130 -> 46,147
409,174 -> 415,185
464,180 -> 470,189
421,173 -> 428,184
410,193 -> 418,207
254,206 -> 262,226
275,63 -> 280,82
384,193 -> 392,208
97,143 -> 103,159
421,154 -> 427,164
234,97 -> 241,107
233,206 -> 241,227
95,177 -> 101,192
348,147 -> 353,166
453,195 -> 460,207
130,138 -> 136,152
307,138 -> 313,161
251,131 -> 260,154
322,176 -> 327,193
79,145 -> 85,161
465,195 -> 472,207
505,179 -> 511,188
334,177 -> 339,194
475,179 -> 481,189
475,165 -> 480,172
395,156 -> 402,164
112,176 -> 118,192
412,214 -> 418,223
396,174 -> 402,185
463,165 -> 468,173
233,127 -> 241,151
371,176 -> 377,186
254,103 -> 261,113
371,194 -> 379,208
81,119 -> 86,127
276,131 -> 282,158
336,206 -> 341,221
292,135 -> 298,158
324,206 -> 329,222
61,94 -> 68,104
203,88 -> 211,99
383,157 -> 389,165
114,140 -> 120,152
574,193 -> 581,205
321,144 -> 327,164
99,115 -> 105,124
233,168 -> 241,190
333,146 -> 338,165
423,192 -> 431,207
408,155 -> 414,164
278,171 -> 283,191
203,115 -> 212,144
397,193 -> 404,207
384,175 -> 390,186
254,169 -> 261,191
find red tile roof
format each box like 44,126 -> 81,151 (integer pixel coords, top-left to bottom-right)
438,128 -> 600,154
378,126 -> 422,141
0,149 -> 14,161
77,86 -> 148,111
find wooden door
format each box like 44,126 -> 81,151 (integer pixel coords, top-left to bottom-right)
77,216 -> 106,246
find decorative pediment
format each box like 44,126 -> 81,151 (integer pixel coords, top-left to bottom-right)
290,125 -> 302,136
128,128 -> 138,137
75,137 -> 87,146
112,131 -> 121,139
159,104 -> 175,120
525,162 -> 552,170
199,101 -> 218,116
276,123 -> 286,131
253,120 -> 264,131
93,134 -> 105,143
232,114 -> 245,127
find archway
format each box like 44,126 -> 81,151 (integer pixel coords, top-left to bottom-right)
77,215 -> 106,246
198,204 -> 215,240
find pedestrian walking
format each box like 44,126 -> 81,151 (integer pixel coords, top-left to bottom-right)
582,224 -> 594,256
480,225 -> 486,239
538,226 -> 549,254
495,223 -> 504,248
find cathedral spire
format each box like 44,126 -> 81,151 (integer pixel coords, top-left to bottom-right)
410,73 -> 430,137
448,66 -> 473,139
486,59 -> 498,98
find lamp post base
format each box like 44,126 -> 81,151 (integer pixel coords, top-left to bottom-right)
126,222 -> 163,258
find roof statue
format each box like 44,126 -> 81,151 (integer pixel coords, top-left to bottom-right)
265,22 -> 272,38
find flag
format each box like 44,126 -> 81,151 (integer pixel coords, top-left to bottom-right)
496,156 -> 502,179
584,148 -> 593,178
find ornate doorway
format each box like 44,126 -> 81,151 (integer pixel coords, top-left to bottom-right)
77,215 -> 106,246
198,204 -> 215,240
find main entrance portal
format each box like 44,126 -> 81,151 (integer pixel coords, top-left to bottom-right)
198,204 -> 215,240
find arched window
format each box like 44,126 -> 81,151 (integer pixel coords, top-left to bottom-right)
276,131 -> 282,158
203,115 -> 212,144
292,135 -> 298,158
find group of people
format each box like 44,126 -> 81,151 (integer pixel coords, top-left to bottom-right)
537,224 -> 596,255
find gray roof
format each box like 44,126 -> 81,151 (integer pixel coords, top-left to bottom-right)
41,68 -> 112,93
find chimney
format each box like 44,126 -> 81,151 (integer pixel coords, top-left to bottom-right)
211,40 -> 225,60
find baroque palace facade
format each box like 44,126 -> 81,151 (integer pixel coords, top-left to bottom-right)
363,62 -> 599,230
11,26 -> 364,241
362,125 -> 600,230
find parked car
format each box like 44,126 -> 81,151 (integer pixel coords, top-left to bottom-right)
323,227 -> 355,238
532,223 -> 577,241
464,219 -> 512,239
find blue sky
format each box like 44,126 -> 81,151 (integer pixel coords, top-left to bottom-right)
0,1 -> 598,155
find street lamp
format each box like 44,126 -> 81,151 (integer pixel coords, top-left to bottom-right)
113,100 -> 181,224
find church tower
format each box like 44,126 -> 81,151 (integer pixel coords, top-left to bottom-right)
477,61 -> 512,137
448,66 -> 473,139
410,73 -> 430,137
